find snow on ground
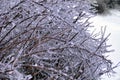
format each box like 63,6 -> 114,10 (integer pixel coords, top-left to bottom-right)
89,9 -> 120,80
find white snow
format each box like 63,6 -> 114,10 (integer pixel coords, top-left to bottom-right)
89,9 -> 120,80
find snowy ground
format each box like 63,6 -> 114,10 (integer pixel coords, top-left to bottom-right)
89,10 -> 120,80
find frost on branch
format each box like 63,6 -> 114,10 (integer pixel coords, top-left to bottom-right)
0,0 -> 114,80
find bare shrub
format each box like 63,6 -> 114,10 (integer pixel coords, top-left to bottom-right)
0,0 -> 115,80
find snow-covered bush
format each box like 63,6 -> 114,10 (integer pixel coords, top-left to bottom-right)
0,0 -> 114,80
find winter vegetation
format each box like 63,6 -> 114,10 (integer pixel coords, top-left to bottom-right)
0,0 -> 117,80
